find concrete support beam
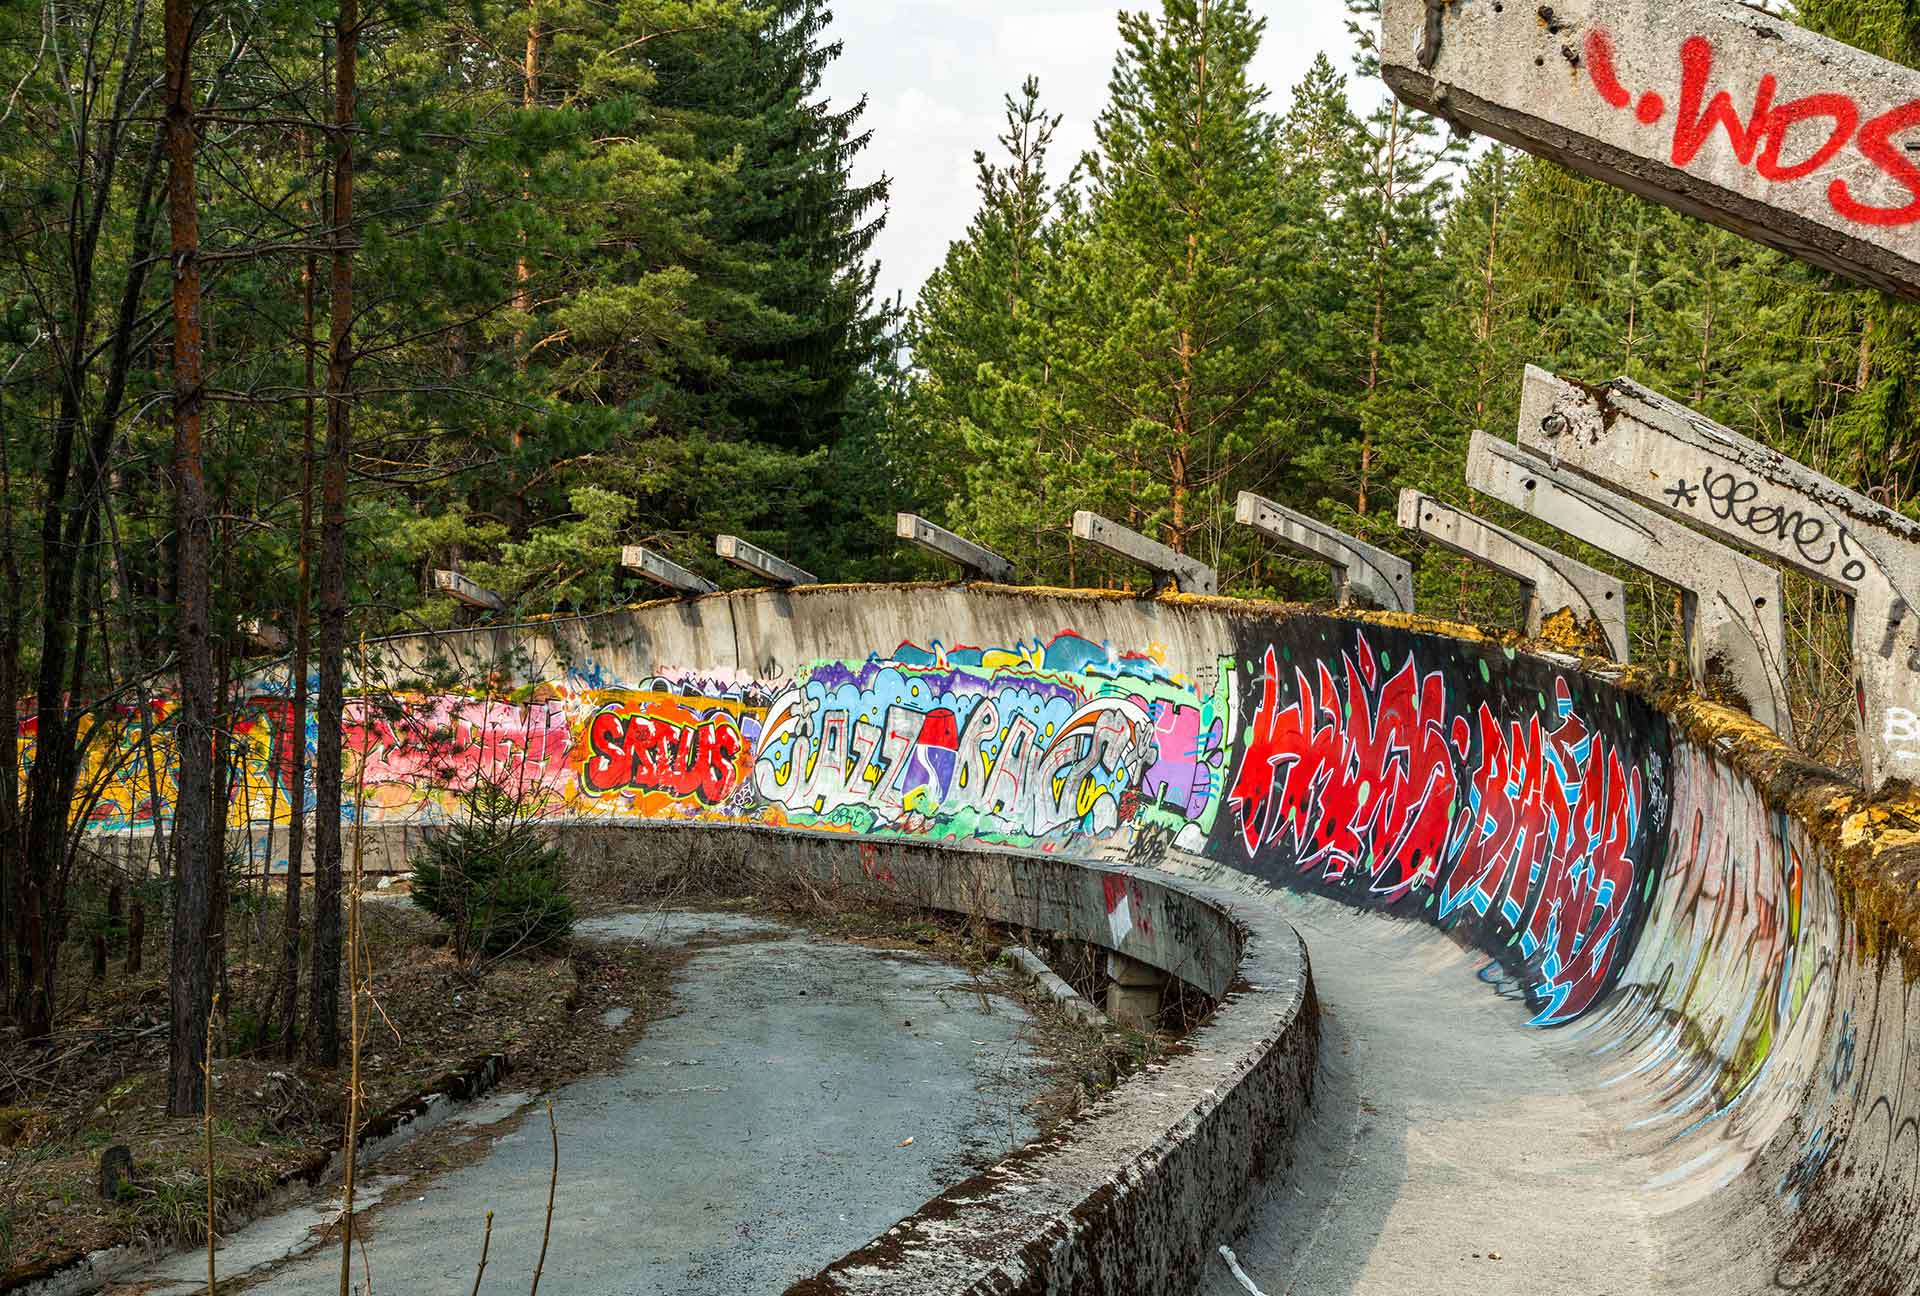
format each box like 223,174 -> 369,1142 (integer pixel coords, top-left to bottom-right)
1235,491 -> 1414,613
1397,490 -> 1629,661
620,544 -> 717,596
1467,429 -> 1792,738
431,569 -> 504,612
1380,0 -> 1920,299
715,535 -> 815,587
1070,511 -> 1217,596
1520,365 -> 1920,788
1106,951 -> 1168,1031
895,513 -> 1014,583
239,617 -> 286,654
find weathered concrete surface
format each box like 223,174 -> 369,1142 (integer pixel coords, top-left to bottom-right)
1380,0 -> 1920,299
1520,364 -> 1920,786
715,534 -> 815,586
190,913 -> 1054,1296
896,513 -> 1014,583
1467,428 -> 1791,734
1235,490 -> 1415,612
620,544 -> 717,595
1398,487 -> 1630,658
1070,511 -> 1217,595
1181,886 -> 1662,1295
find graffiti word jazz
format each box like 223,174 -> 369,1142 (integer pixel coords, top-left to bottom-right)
1585,29 -> 1920,228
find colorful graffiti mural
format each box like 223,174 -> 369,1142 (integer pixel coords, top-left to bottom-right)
749,637 -> 1231,845
1221,630 -> 1660,1025
53,623 -> 1669,1027
23,697 -> 300,832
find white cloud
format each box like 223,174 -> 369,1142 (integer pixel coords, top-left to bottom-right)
819,1 -> 1378,311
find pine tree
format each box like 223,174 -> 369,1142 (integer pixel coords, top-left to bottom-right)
1054,0 -> 1287,569
899,78 -> 1088,581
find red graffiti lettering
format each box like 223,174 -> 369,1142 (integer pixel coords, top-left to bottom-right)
1228,644 -> 1457,901
1756,93 -> 1858,182
1585,29 -> 1631,110
1828,99 -> 1920,225
582,708 -> 742,804
1673,37 -> 1775,168
1584,27 -> 1920,229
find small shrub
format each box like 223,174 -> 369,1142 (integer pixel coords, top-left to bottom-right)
411,784 -> 575,962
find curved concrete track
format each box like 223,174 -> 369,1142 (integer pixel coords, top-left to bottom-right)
79,583 -> 1920,1294
1192,889 -> 1663,1295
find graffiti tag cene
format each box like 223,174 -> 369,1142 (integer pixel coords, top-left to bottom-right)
1228,638 -> 1647,1024
1585,29 -> 1920,227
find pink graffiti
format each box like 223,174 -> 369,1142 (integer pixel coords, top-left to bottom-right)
345,697 -> 573,796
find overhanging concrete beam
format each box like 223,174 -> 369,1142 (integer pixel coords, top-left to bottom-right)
715,535 -> 815,587
1071,512 -> 1217,595
1468,429 -> 1791,738
895,514 -> 1014,583
1380,0 -> 1920,300
1397,489 -> 1629,661
431,569 -> 504,612
1520,365 -> 1920,788
1235,491 -> 1414,613
620,544 -> 717,596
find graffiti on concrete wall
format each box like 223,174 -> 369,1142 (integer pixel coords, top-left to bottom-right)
1584,27 -> 1920,228
55,620 -> 1680,1028
1220,626 -> 1664,1025
23,698 -> 300,832
750,634 -> 1233,846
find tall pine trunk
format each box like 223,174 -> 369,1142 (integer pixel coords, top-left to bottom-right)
164,0 -> 215,1117
308,0 -> 359,1069
281,131 -> 318,1061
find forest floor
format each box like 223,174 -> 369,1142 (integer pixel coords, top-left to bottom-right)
0,875 -> 1169,1287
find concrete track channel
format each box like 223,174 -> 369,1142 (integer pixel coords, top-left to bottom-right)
1196,890 -> 1661,1296
127,911 -> 1049,1296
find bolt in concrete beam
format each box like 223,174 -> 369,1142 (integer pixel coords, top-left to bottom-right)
431,569 -> 504,612
895,513 -> 1014,584
1521,364 -> 1920,789
620,544 -> 717,596
1070,511 -> 1217,596
1397,489 -> 1629,661
1468,428 -> 1791,738
1235,491 -> 1415,613
1380,0 -> 1920,300
714,535 -> 815,588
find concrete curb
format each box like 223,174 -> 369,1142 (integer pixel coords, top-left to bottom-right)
3,1054 -> 512,1296
554,823 -> 1321,1296
1000,945 -> 1107,1029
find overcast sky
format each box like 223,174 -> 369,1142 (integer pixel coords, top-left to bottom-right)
816,2 -> 1370,312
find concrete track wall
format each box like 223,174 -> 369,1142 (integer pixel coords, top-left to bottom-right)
70,583 -> 1920,1291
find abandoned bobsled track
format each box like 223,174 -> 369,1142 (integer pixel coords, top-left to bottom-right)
79,583 -> 1920,1293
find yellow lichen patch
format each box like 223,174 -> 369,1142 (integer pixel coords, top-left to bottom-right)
1338,607 -> 1501,645
1536,606 -> 1610,656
